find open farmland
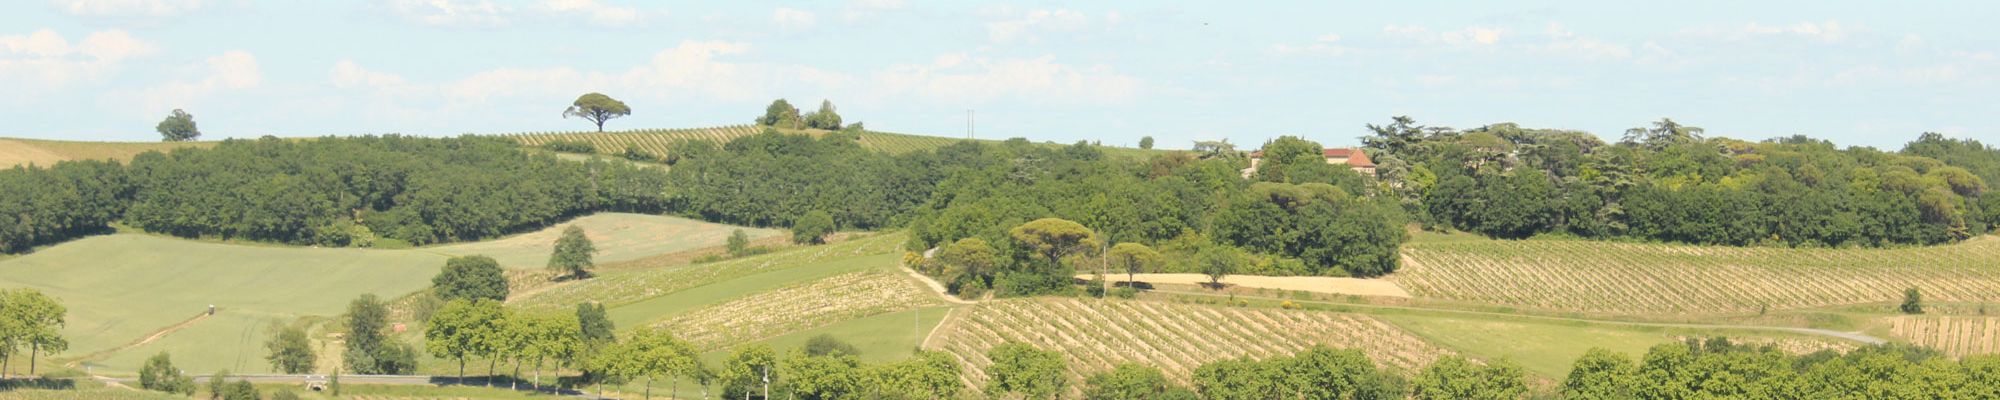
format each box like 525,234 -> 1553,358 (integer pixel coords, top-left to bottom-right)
509,232 -> 904,314
927,298 -> 1449,389
1888,316 -> 2000,358
1391,235 -> 2000,315
0,234 -> 442,373
0,138 -> 212,168
428,212 -> 782,269
1381,313 -> 1856,377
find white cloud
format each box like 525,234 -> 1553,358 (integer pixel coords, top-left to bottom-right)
1271,33 -> 1346,56
1540,23 -> 1629,60
330,60 -> 407,88
116,50 -> 261,114
987,8 -> 1090,44
48,0 -> 205,17
387,0 -> 512,27
1384,25 -> 1504,46
541,0 -> 639,26
874,54 -> 1141,104
1683,20 -> 1852,43
0,29 -> 155,96
773,7 -> 816,31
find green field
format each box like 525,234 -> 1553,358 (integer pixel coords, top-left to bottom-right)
428,212 -> 782,269
1379,313 -> 1852,378
0,234 -> 444,374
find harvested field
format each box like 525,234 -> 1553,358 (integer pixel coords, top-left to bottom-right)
429,212 -> 781,269
652,270 -> 941,349
0,138 -> 212,168
1889,316 -> 2000,358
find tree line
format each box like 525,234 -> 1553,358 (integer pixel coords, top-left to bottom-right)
1365,117 -> 2000,247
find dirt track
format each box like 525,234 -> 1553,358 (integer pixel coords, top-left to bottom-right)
1088,273 -> 1413,298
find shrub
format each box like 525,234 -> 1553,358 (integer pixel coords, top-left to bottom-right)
543,140 -> 596,154
1901,288 -> 1925,314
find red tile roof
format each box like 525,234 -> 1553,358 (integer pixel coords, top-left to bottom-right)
1247,148 -> 1375,168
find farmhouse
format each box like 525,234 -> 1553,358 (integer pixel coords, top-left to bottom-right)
1241,147 -> 1378,178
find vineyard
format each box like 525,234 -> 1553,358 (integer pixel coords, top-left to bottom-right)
651,270 -> 940,349
927,298 -> 1449,390
1391,236 -> 2000,315
508,232 -> 904,313
500,125 -> 968,156
1889,316 -> 2000,358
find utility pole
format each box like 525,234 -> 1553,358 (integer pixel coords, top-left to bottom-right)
967,109 -> 974,139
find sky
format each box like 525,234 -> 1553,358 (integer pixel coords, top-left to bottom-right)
2,1 -> 1996,150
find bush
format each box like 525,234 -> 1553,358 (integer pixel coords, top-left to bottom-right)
543,140 -> 596,154
792,210 -> 835,245
1902,288 -> 1925,314
1111,287 -> 1138,299
622,144 -> 659,162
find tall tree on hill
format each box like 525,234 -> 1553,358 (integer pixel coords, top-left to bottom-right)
264,325 -> 316,374
562,93 -> 631,132
433,255 -> 508,301
805,99 -> 843,130
549,225 -> 596,280
759,99 -> 802,128
1622,118 -> 1704,147
1139,136 -> 1155,150
156,109 -> 201,142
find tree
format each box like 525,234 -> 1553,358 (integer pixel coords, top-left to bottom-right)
221,379 -> 260,400
1,289 -> 66,375
610,328 -> 700,400
1085,363 -> 1175,400
549,225 -> 596,280
157,109 -> 201,141
792,210 -> 836,245
140,352 -> 196,395
576,302 -> 616,366
759,99 -> 802,128
804,99 -> 843,130
866,351 -> 961,400
209,370 -> 231,400
985,342 -> 1068,399
804,334 -> 859,358
1286,346 -> 1400,400
426,299 -> 504,380
781,350 -> 862,400
1138,136 -> 1155,150
1411,356 -> 1527,400
1199,246 -> 1243,290
1622,118 -> 1704,147
342,293 -> 412,375
720,344 -> 780,400
1902,287 -> 1925,314
1106,243 -> 1161,290
511,312 -> 582,391
726,229 -> 752,256
1009,218 -> 1099,266
264,325 -> 316,374
562,93 -> 631,132
1192,357 -> 1282,399
1562,348 -> 1637,399
433,255 -> 508,301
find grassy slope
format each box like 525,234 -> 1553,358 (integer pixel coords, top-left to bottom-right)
428,212 -> 783,270
1379,313 -> 1850,378
0,138 -> 212,168
0,234 -> 443,373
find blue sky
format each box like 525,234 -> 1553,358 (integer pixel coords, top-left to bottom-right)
2,1 -> 1995,149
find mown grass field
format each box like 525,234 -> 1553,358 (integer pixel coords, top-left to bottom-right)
1380,313 -> 1854,378
0,138 -> 212,168
0,234 -> 443,374
1391,234 -> 2000,315
428,213 -> 782,269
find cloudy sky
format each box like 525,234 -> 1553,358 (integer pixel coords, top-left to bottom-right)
3,1 -> 1995,149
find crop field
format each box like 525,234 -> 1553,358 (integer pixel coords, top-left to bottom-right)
0,234 -> 443,374
428,213 -> 781,269
928,298 -> 1449,389
1381,314 -> 1855,377
0,138 -> 212,168
651,270 -> 941,349
1391,236 -> 2000,315
509,232 -> 903,314
1889,316 -> 2000,358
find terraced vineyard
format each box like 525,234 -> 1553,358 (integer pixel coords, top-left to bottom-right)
502,125 -> 968,156
1890,316 -> 2000,358
653,270 -> 941,349
928,298 -> 1448,390
1393,236 -> 2000,315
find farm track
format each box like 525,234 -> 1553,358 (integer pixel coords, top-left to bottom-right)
64,312 -> 211,368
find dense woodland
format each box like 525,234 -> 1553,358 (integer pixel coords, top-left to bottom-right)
1366,118 -> 2000,247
